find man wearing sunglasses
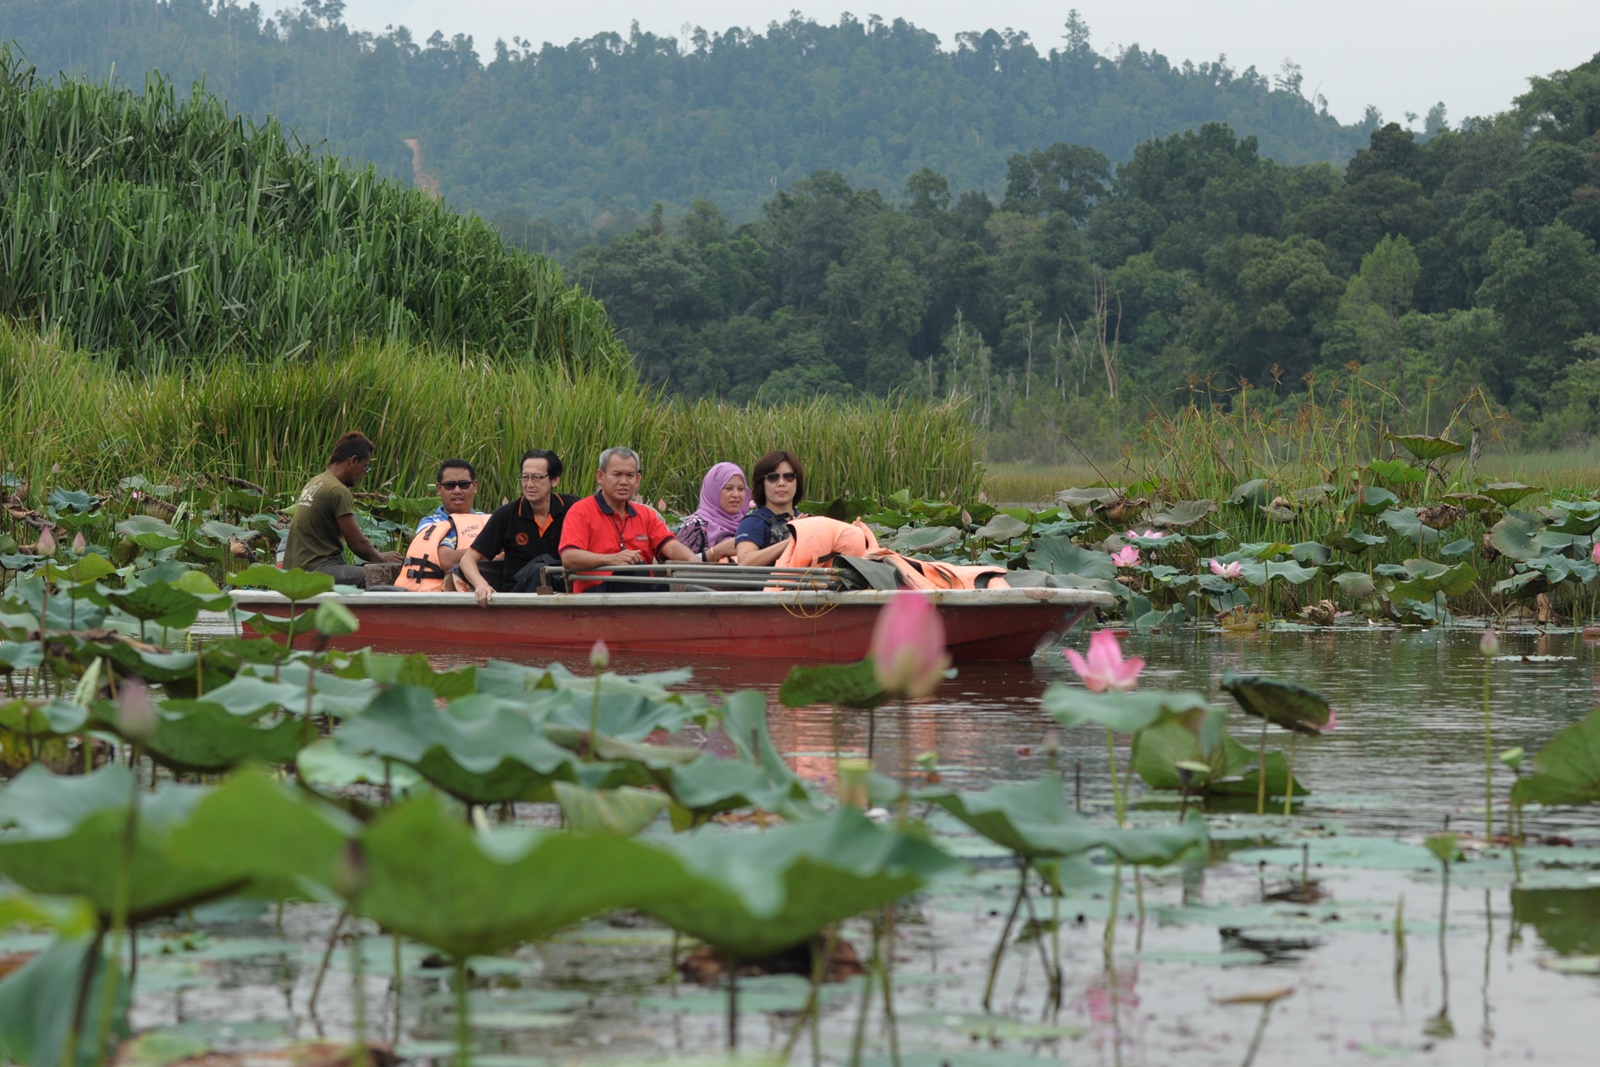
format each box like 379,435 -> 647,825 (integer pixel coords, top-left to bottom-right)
395,458 -> 489,592
459,449 -> 581,605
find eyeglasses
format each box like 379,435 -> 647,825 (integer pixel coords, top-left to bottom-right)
519,473 -> 550,483
764,471 -> 798,483
438,479 -> 474,491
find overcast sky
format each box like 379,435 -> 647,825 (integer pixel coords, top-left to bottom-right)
335,0 -> 1598,128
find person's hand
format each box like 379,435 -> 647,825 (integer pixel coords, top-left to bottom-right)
474,584 -> 494,607
616,549 -> 643,565
709,536 -> 736,562
381,550 -> 404,564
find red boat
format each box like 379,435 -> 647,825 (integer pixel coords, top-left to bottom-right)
231,587 -> 1109,662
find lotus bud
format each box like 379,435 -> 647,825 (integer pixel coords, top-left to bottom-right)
838,758 -> 872,810
34,526 -> 57,558
870,591 -> 950,699
1592,541 -> 1600,565
1479,627 -> 1500,658
1499,746 -> 1524,771
114,679 -> 159,742
1042,729 -> 1060,759
914,751 -> 938,772
589,639 -> 610,671
71,532 -> 87,556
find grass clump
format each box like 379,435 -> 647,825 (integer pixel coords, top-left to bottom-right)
0,50 -> 628,375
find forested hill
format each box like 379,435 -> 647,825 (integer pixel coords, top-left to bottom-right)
0,1 -> 1372,230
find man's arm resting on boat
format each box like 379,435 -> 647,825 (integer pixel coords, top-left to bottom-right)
561,546 -> 643,572
460,548 -> 496,607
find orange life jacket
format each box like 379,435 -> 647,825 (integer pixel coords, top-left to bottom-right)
864,550 -> 1010,590
774,516 -> 880,568
394,512 -> 491,591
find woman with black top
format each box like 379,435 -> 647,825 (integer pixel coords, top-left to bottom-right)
735,450 -> 807,567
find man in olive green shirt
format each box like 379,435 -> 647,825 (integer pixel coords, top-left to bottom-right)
283,431 -> 403,586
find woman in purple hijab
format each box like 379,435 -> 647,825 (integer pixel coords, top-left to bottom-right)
674,462 -> 750,562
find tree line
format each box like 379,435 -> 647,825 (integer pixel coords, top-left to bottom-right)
562,52 -> 1600,458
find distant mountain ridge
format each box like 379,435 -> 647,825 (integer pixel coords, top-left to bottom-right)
0,1 -> 1370,227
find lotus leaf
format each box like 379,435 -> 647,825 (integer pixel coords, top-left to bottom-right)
1492,570 -> 1549,598
473,659 -> 694,703
312,600 -> 360,638
196,520 -> 254,544
1348,486 -> 1400,514
1149,500 -> 1216,528
1383,559 -> 1478,602
0,767 -> 346,921
1512,707 -> 1600,808
127,703 -> 308,773
295,739 -> 421,794
527,685 -> 708,741
1524,555 -> 1597,585
337,685 -> 583,804
1042,686 -> 1211,736
1541,499 -> 1600,535
226,565 -> 334,601
0,698 -> 87,735
0,933 -> 127,1067
259,662 -> 377,717
1228,479 -> 1270,507
889,526 -> 960,553
1480,482 -> 1541,508
779,658 -> 888,710
1293,483 -> 1337,505
1237,541 -> 1293,560
1386,433 -> 1464,461
641,807 -> 959,959
0,642 -> 42,672
1236,560 -> 1319,586
348,794 -> 663,957
1379,508 -> 1441,546
863,509 -> 911,529
1488,511 -> 1580,561
46,489 -> 100,514
552,782 -> 669,836
1332,571 -> 1378,599
1440,538 -> 1474,558
105,583 -> 205,629
44,555 -> 117,586
1366,459 -> 1427,486
336,651 -> 476,698
1132,718 -> 1307,796
114,516 -> 184,552
972,514 -> 1031,542
923,776 -> 1208,864
1220,672 -> 1333,735
1026,537 -> 1116,581
1055,488 -> 1124,511
1289,542 -> 1331,565
820,496 -> 881,523
1444,492 -> 1495,512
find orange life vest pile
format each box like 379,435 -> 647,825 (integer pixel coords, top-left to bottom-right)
773,515 -> 1009,590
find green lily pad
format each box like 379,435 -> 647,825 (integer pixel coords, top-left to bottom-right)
1132,717 -> 1306,796
1326,525 -> 1387,554
226,565 -> 334,601
1386,433 -> 1464,462
1383,559 -> 1478,602
1025,536 -> 1116,581
1149,499 -> 1216,528
1237,560 -> 1319,586
1378,508 -> 1441,546
552,782 -> 669,836
1348,486 -> 1400,514
1228,479 -> 1270,507
1041,686 -> 1211,736
1481,482 -> 1541,508
1513,706 -> 1600,808
1366,459 -> 1427,485
779,658 -> 888,710
972,514 -> 1031,542
922,775 -> 1207,864
888,526 -> 960,553
0,933 -> 127,1067
1220,672 -> 1334,735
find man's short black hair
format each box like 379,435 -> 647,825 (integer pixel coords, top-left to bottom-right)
329,431 -> 375,465
520,448 -> 563,481
436,458 -> 476,482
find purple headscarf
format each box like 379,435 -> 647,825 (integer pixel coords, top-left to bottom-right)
690,462 -> 750,543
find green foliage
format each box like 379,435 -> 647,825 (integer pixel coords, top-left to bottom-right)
1512,706 -> 1600,807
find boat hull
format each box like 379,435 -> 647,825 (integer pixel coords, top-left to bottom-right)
232,587 -> 1109,662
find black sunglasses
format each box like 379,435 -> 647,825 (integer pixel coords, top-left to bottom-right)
438,479 -> 474,491
764,471 -> 797,483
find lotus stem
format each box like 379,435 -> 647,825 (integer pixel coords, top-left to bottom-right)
587,670 -> 602,761
309,908 -> 348,1016
1283,733 -> 1296,817
877,911 -> 901,1067
454,957 -> 471,1067
726,963 -> 739,1050
848,928 -> 876,1067
62,929 -> 106,1067
351,922 -> 367,1067
1105,728 -> 1123,826
981,863 -> 1027,1012
1017,867 -> 1061,1009
1483,657 -> 1493,844
1256,716 -> 1268,817
780,926 -> 839,1065
1393,894 -> 1406,1005
1239,998 -> 1278,1067
1103,858 -> 1122,969
93,745 -> 142,1066
392,933 -> 403,1045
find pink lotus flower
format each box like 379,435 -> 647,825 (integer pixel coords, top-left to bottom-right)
1209,558 -> 1243,578
1110,545 -> 1141,568
1479,628 -> 1500,657
1063,629 -> 1144,692
871,591 -> 951,699
1318,707 -> 1339,732
589,639 -> 610,670
1592,541 -> 1600,565
1126,528 -> 1164,540
115,679 -> 159,741
34,526 -> 57,558
71,532 -> 87,556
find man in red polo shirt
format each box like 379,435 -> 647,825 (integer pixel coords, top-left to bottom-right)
560,446 -> 700,593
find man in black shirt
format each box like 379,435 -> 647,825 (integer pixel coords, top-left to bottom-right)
458,449 -> 581,604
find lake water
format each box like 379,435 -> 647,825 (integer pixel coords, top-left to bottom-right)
101,626 -> 1600,1064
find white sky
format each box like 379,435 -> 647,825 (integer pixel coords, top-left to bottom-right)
335,0 -> 1600,128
